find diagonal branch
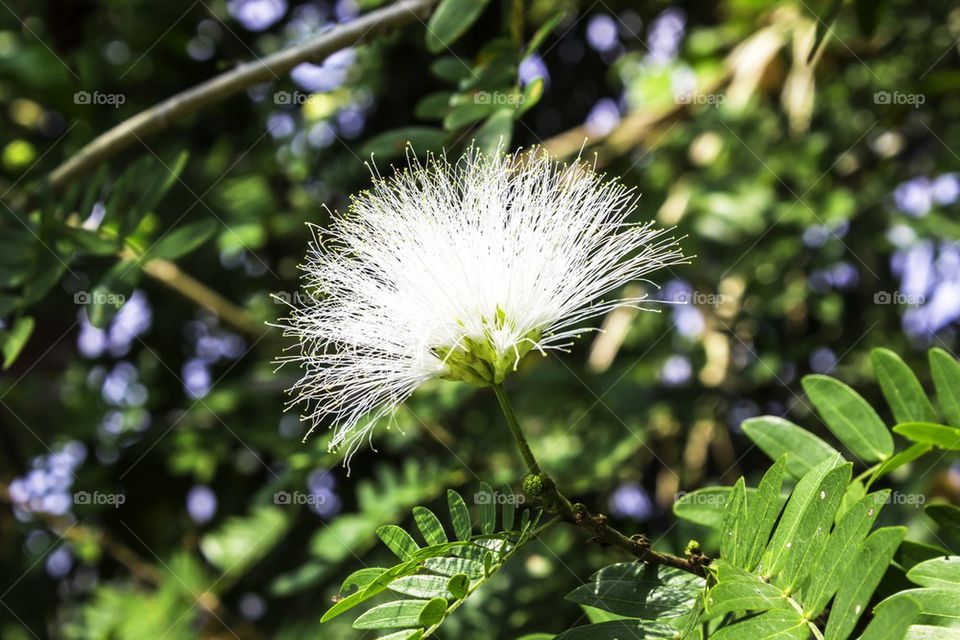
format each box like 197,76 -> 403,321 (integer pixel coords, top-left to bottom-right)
493,384 -> 710,576
47,0 -> 439,192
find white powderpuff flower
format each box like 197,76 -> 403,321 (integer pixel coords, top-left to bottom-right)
276,147 -> 687,465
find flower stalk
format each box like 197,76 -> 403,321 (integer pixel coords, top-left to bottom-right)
493,384 -> 710,576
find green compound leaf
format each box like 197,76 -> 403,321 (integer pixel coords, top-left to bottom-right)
447,490 -> 471,541
425,0 -> 493,53
894,422 -> 960,450
803,374 -> 893,462
824,526 -> 907,640
930,348 -> 960,428
412,507 -> 448,546
872,348 -> 938,424
742,416 -> 840,478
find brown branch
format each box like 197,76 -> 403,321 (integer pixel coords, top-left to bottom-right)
47,0 -> 440,192
495,385 -> 710,576
529,473 -> 710,576
137,254 -> 264,338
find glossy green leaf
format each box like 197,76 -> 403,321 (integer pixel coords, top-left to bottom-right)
893,422 -> 960,450
145,219 -> 218,261
555,620 -> 677,640
340,567 -> 388,594
375,631 -> 424,640
2,315 -> 34,369
803,490 -> 889,616
447,490 -> 471,541
907,556 -> 960,589
881,589 -> 960,627
720,478 -> 747,565
860,595 -> 920,640
674,486 -> 759,529
414,91 -> 453,120
447,573 -> 469,599
872,348 -> 938,424
352,597 -> 447,629
424,556 -> 484,579
705,561 -> 789,616
835,480 -> 866,523
473,108 -> 514,154
930,348 -> 960,428
526,11 -> 566,54
443,101 -> 498,130
742,455 -> 787,572
742,416 -> 841,478
425,0 -> 493,53
517,77 -> 544,116
803,374 -> 893,462
360,127 -> 447,160
322,562 -> 420,622
65,227 -> 120,256
429,57 -> 472,83
566,563 -> 702,619
906,625 -> 960,639
761,454 -> 843,579
824,527 -> 907,640
377,525 -> 420,561
412,507 -> 447,546
867,443 -> 931,488
389,575 -> 452,599
711,609 -> 809,640
477,481 -> 495,535
776,462 -> 851,591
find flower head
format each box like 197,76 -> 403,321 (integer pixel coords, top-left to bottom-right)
277,147 -> 686,464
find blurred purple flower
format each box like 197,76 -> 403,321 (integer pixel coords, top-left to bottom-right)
932,173 -> 960,206
229,0 -> 286,32
660,354 -> 692,387
608,482 -> 652,521
809,347 -> 837,373
45,546 -> 74,579
519,54 -> 549,87
183,358 -> 212,399
187,485 -> 217,524
893,177 -> 933,217
585,98 -> 621,136
647,9 -> 686,64
586,15 -> 619,52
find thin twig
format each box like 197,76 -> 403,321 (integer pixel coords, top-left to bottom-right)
47,0 -> 439,192
492,385 -> 710,576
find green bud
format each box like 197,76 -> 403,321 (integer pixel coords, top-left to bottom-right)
522,474 -> 545,497
435,308 -> 542,385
